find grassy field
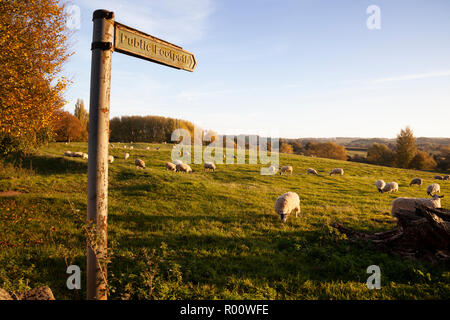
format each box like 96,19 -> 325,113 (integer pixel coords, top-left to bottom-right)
0,142 -> 449,300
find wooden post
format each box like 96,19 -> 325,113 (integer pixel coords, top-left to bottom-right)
87,9 -> 114,300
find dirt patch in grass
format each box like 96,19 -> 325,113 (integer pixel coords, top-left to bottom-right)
0,191 -> 22,197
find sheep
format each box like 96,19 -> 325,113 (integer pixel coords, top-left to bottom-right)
123,145 -> 127,149
329,168 -> 344,176
165,162 -> 176,171
124,153 -> 130,160
146,147 -> 150,150
274,192 -> 301,223
391,194 -> 444,218
427,183 -> 440,196
280,165 -> 293,175
268,165 -> 278,174
64,151 -> 73,157
204,162 -> 216,172
72,152 -> 82,158
173,159 -> 184,166
135,159 -> 145,169
129,146 -> 134,150
381,182 -> 399,193
82,153 -> 88,160
375,180 -> 386,193
307,168 -> 319,175
108,155 -> 114,163
435,175 -> 444,180
409,178 -> 423,187
444,175 -> 450,181
176,162 -> 192,173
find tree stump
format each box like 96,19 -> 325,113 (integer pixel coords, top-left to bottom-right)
332,205 -> 450,262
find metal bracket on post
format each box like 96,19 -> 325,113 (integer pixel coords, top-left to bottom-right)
87,9 -> 114,301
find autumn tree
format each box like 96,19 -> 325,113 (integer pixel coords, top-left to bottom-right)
409,150 -> 437,170
305,142 -> 347,160
367,143 -> 395,166
74,98 -> 88,131
52,111 -> 84,143
395,127 -> 417,168
0,0 -> 71,154
280,143 -> 294,154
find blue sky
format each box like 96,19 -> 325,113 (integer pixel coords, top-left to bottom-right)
64,0 -> 450,138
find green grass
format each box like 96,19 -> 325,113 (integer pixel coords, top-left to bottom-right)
0,142 -> 449,299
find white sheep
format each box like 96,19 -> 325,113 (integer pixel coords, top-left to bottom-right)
108,155 -> 114,163
427,183 -> 440,196
375,180 -> 386,193
280,165 -> 293,175
71,151 -> 84,158
307,168 -> 319,175
123,145 -> 127,149
268,165 -> 278,174
165,162 -> 176,171
381,182 -> 399,193
329,168 -> 344,176
409,178 -> 423,187
204,162 -> 216,172
274,192 -> 300,223
135,159 -> 145,169
173,159 -> 184,166
176,162 -> 192,173
391,194 -> 444,218
124,153 -> 130,160
82,153 -> 88,160
129,146 -> 134,150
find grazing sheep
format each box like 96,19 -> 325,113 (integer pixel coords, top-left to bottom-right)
427,183 -> 440,196
280,165 -> 293,175
307,168 -> 319,175
381,182 -> 399,193
274,192 -> 301,223
173,159 -> 184,166
329,168 -> 344,176
165,162 -> 176,171
123,145 -> 127,149
435,175 -> 444,180
444,175 -> 449,181
204,162 -> 216,172
64,151 -> 73,157
82,153 -> 88,160
268,165 -> 278,174
391,194 -> 444,218
71,152 -> 84,158
108,155 -> 114,163
176,162 -> 192,173
124,153 -> 130,160
129,146 -> 134,150
375,180 -> 386,193
135,159 -> 145,169
409,178 -> 423,187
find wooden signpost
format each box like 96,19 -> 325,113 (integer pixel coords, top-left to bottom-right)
87,9 -> 196,300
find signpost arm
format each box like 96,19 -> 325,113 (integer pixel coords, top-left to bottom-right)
87,9 -> 114,300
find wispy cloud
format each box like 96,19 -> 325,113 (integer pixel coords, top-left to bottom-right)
371,70 -> 450,84
76,0 -> 214,44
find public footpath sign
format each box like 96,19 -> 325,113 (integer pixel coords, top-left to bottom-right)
87,9 -> 196,300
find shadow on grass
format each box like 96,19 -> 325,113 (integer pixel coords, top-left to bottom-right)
5,155 -> 87,176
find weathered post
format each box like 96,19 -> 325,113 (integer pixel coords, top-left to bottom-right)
87,9 -> 114,300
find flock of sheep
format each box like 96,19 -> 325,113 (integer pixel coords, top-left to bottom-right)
63,145 -> 447,225
275,169 -> 447,223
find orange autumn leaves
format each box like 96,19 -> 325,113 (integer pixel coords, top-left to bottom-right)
0,0 -> 71,148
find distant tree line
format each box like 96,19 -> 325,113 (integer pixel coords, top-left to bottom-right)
109,115 -> 197,143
